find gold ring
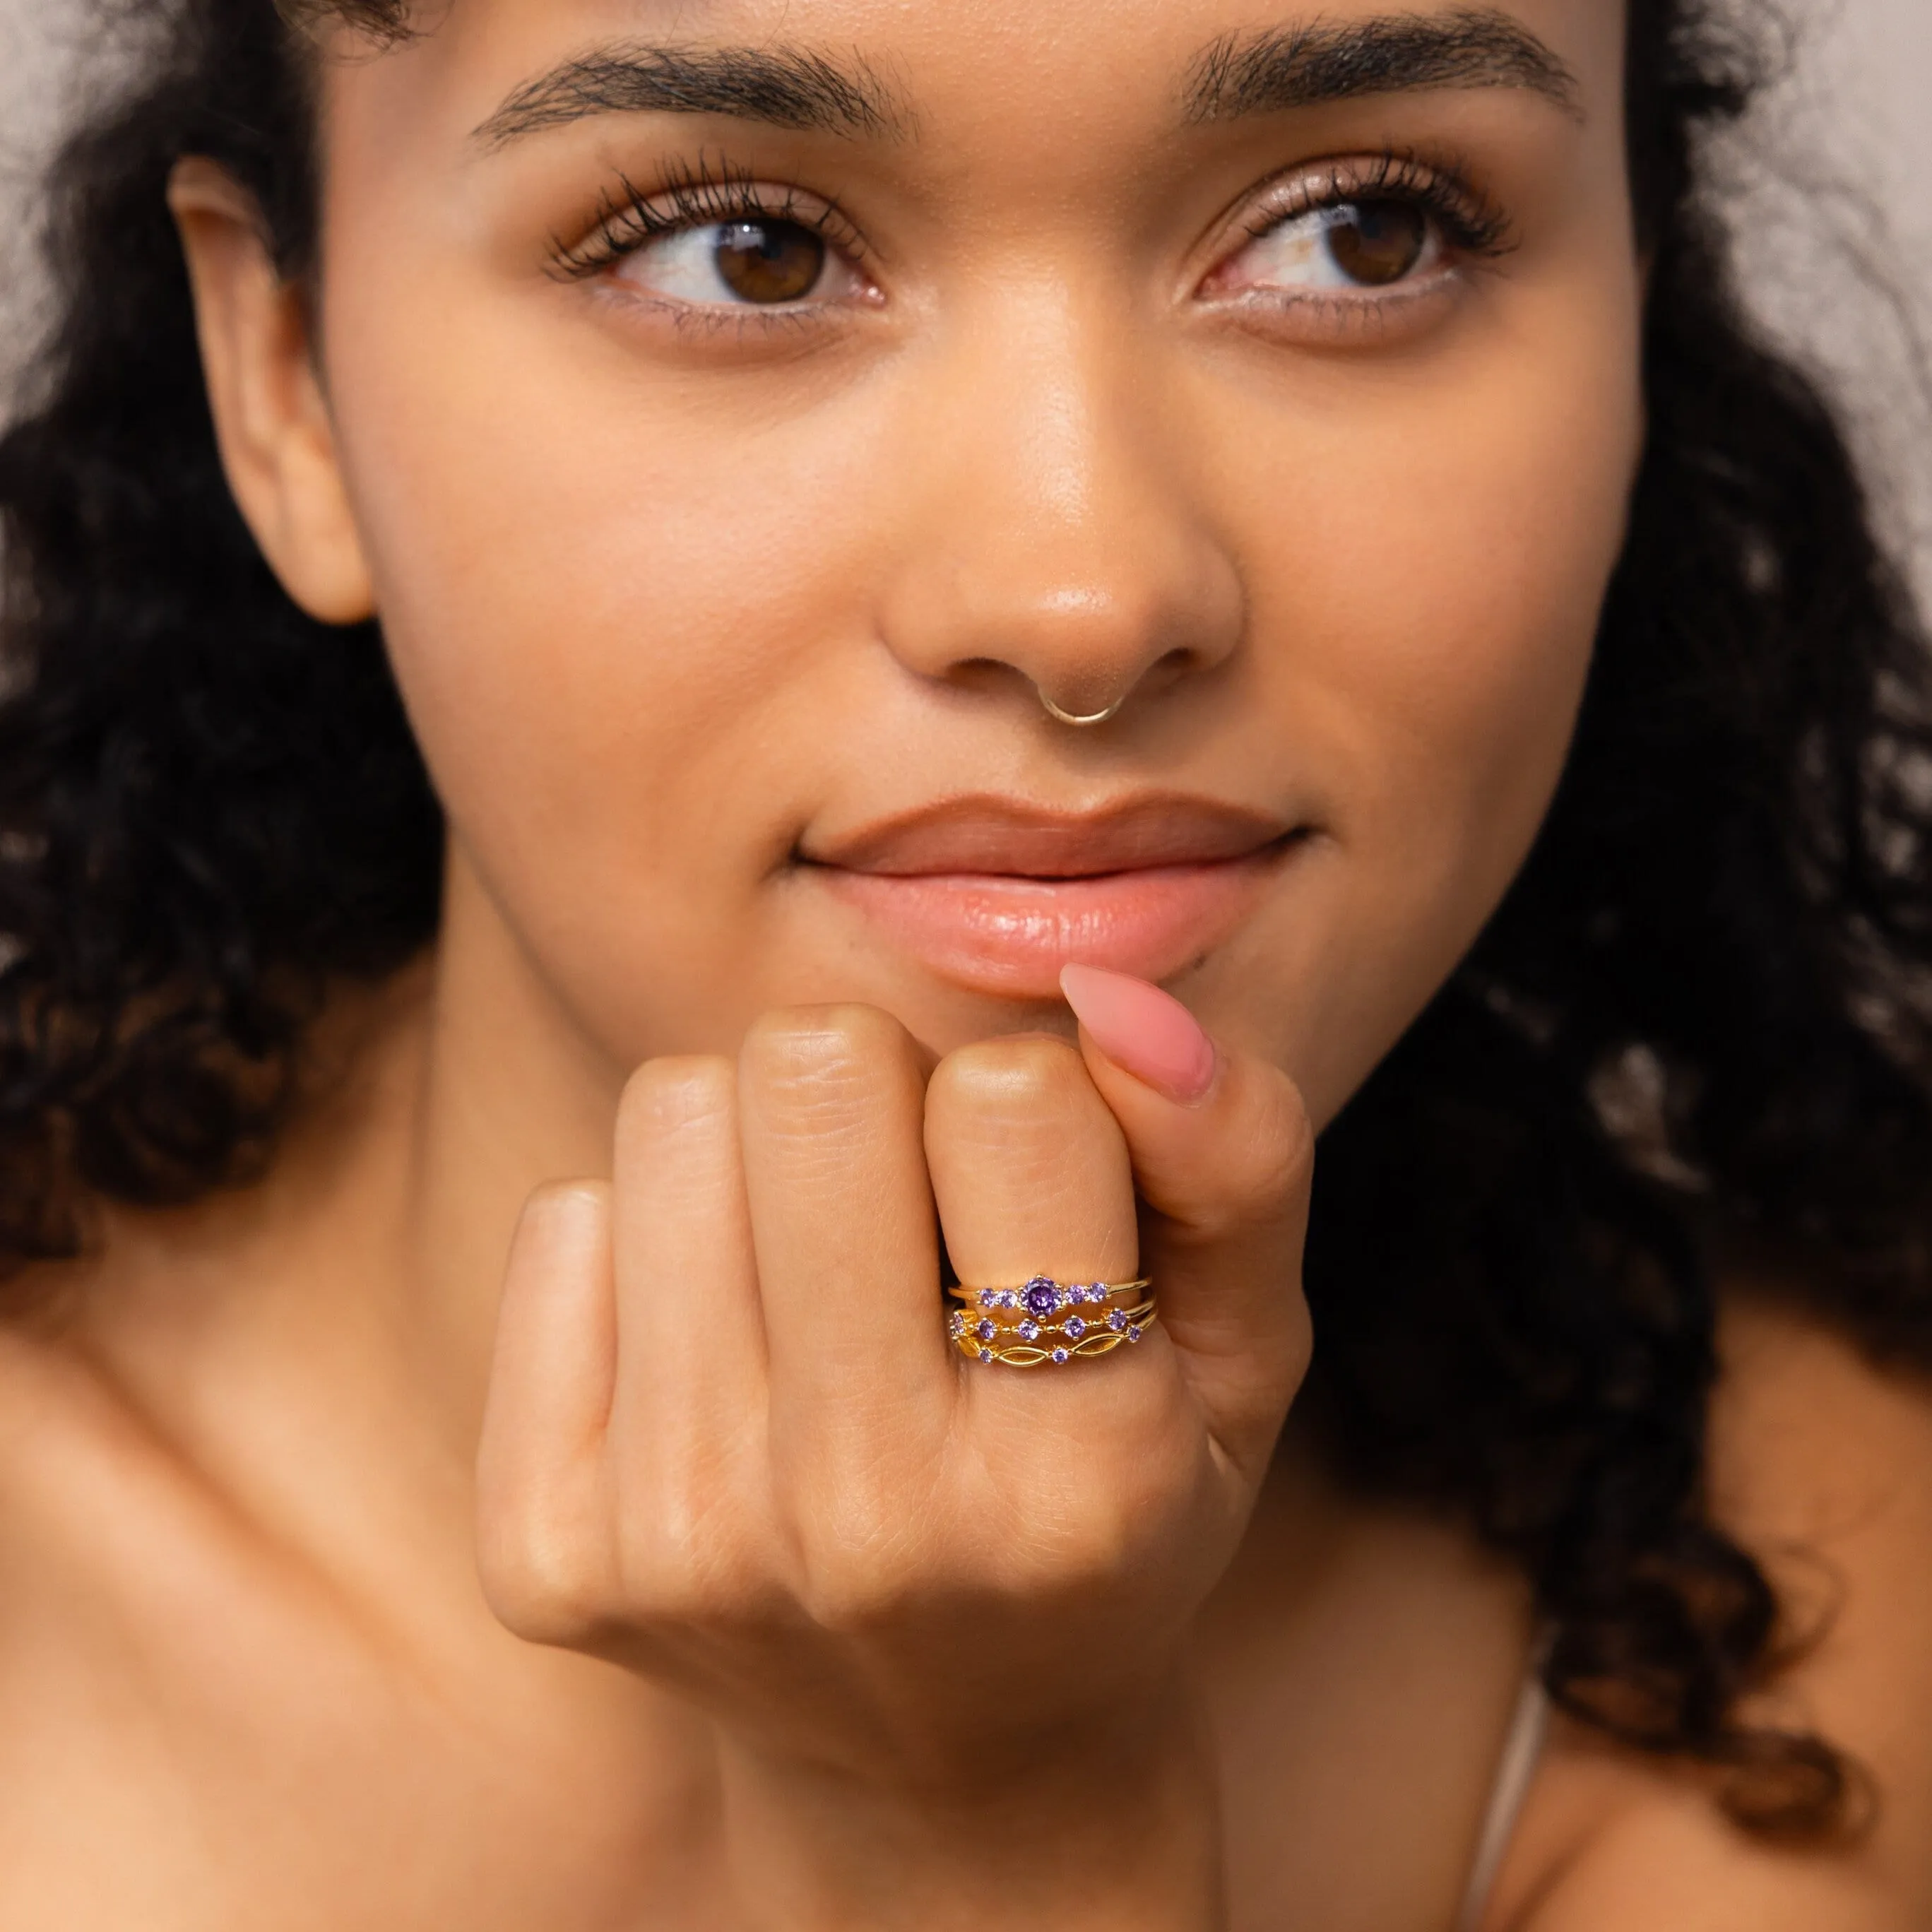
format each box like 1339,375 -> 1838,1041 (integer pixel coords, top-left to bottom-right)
952,1303 -> 1158,1368
947,1275 -> 1158,1366
948,1276 -> 1150,1310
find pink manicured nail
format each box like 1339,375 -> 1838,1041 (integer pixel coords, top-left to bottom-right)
1060,964 -> 1218,1104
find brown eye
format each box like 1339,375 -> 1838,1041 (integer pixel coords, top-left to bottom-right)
1323,201 -> 1429,287
1214,193 -> 1445,304
712,220 -> 828,304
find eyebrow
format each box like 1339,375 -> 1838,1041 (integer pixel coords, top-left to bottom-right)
1185,8 -> 1583,122
474,42 -> 908,148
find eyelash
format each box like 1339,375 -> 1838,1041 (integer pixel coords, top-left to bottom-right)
1238,147 -> 1514,263
548,156 -> 870,285
545,146 -> 1512,308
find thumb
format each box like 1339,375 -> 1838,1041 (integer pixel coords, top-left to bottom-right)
1060,964 -> 1315,1461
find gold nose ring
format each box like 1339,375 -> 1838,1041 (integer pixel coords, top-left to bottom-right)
1038,690 -> 1130,728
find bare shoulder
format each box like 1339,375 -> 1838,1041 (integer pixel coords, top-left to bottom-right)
0,1320 -> 283,1923
0,1316 -> 415,1929
1485,1292 -> 1932,1931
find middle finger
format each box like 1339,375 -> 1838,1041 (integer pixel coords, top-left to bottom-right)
925,1034 -> 1154,1447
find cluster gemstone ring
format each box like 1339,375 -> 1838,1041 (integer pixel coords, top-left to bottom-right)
946,1276 -> 1158,1368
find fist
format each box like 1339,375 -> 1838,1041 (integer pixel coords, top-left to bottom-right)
475,971 -> 1313,1796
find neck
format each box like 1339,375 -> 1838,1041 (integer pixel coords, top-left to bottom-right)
62,851 -> 632,1524
399,855 -> 632,1456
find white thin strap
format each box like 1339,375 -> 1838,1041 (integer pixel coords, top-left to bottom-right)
1453,1662 -> 1551,1932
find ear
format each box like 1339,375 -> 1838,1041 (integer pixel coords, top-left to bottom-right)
167,157 -> 376,626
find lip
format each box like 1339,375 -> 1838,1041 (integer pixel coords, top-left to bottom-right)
800,795 -> 1305,998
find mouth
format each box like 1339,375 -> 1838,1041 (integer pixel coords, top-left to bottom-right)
798,795 -> 1310,1000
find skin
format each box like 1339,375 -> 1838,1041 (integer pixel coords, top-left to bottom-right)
0,0 -> 1926,1924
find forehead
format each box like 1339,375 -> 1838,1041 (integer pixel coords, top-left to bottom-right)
319,0 -> 1623,159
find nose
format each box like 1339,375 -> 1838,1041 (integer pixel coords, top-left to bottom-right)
875,295 -> 1244,725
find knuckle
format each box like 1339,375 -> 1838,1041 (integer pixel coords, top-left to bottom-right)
522,1176 -> 605,1217
791,1478 -> 924,1635
511,1178 -> 612,1256
1024,1491 -> 1135,1588
928,1033 -> 1090,1128
618,1055 -> 737,1144
980,1491 -> 1154,1618
798,1555 -> 908,1639
615,1060 -> 741,1205
611,1543 -> 733,1638
740,1004 -> 918,1127
1065,1507 -> 1143,1593
609,1460 -> 788,1640
744,1002 -> 906,1074
476,1507 -> 612,1647
1190,1074 -> 1315,1240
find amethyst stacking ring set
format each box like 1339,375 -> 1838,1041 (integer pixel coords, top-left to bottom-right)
945,1275 -> 1158,1369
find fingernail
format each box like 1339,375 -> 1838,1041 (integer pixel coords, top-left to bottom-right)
1060,964 -> 1218,1105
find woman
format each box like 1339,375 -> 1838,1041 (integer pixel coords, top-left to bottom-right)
0,0 -> 1928,1922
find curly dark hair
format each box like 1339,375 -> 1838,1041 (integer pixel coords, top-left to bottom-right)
1,0 -> 1928,1845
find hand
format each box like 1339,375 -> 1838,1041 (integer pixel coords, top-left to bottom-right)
475,967 -> 1314,1929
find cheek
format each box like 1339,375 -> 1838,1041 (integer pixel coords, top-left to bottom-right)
1282,296 -> 1636,844
317,272 -> 904,939
1213,269 -> 1642,1103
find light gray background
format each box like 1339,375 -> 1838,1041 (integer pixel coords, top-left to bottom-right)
2,1 -> 1931,582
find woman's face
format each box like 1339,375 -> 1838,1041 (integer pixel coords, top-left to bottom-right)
302,0 -> 1639,1124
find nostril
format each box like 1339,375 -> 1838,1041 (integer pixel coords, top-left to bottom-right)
882,533 -> 1245,721
1145,643 -> 1208,692
1033,645 -> 1216,728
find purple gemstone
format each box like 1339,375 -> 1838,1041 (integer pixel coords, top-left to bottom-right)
948,1311 -> 966,1337
1065,1317 -> 1087,1341
1050,1348 -> 1070,1365
1108,1310 -> 1129,1334
1127,1324 -> 1144,1344
978,1348 -> 995,1365
976,1320 -> 997,1344
1023,1277 -> 1062,1321
995,1290 -> 1019,1310
1067,1285 -> 1089,1306
1018,1320 -> 1042,1343
978,1288 -> 997,1309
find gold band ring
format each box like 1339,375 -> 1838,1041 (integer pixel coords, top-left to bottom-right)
948,1276 -> 1151,1316
947,1276 -> 1158,1366
952,1303 -> 1159,1368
